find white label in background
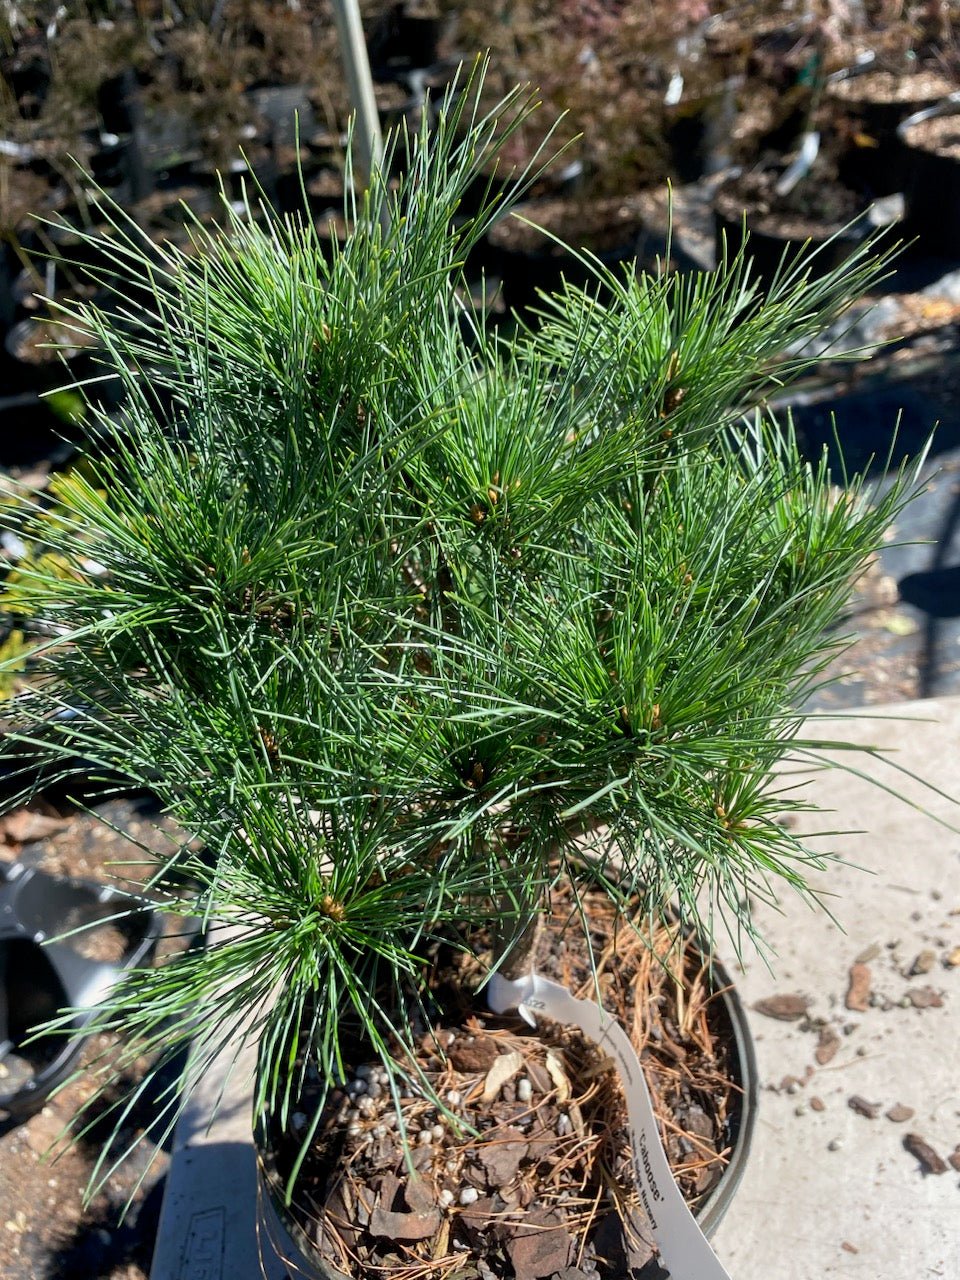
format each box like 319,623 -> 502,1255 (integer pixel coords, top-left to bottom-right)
488,971 -> 734,1280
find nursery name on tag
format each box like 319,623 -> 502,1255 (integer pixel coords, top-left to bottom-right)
487,971 -> 734,1280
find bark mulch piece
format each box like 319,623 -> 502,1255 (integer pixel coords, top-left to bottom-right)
751,993 -> 810,1021
885,1103 -> 915,1123
269,884 -> 744,1280
903,1133 -> 948,1175
844,962 -> 872,1012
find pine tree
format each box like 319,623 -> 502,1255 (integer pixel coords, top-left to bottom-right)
0,69 -> 924,1194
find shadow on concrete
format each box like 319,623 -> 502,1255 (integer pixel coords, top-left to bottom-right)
898,475 -> 960,697
899,565 -> 960,618
789,378 -> 959,478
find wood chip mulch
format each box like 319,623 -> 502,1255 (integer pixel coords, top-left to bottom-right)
265,885 -> 746,1280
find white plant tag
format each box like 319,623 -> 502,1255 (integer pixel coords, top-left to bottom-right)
487,971 -> 734,1280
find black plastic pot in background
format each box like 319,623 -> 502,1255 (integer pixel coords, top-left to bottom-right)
713,173 -> 880,296
97,70 -> 141,138
898,96 -> 960,258
0,41 -> 51,121
0,861 -> 162,1120
0,393 -> 82,468
274,164 -> 345,219
0,241 -> 20,338
828,67 -> 955,197
368,2 -> 441,76
94,70 -> 154,204
487,197 -> 669,319
666,78 -> 741,183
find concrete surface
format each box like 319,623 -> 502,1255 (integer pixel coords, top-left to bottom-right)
150,697 -> 960,1280
712,696 -> 960,1280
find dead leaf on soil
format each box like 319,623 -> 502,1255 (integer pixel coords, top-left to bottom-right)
544,1049 -> 572,1101
482,1050 -> 524,1103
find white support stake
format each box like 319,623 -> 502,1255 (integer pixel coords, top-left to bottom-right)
330,0 -> 384,188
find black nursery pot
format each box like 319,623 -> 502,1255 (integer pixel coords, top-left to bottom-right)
828,69 -> 955,197
486,196 -> 654,318
898,99 -> 960,258
97,69 -> 142,138
713,170 -> 873,295
368,4 -> 440,74
0,862 -> 162,1119
0,393 -> 78,468
1,45 -> 51,120
0,241 -> 19,337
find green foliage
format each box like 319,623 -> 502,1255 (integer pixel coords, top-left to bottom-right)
0,67 -> 929,1199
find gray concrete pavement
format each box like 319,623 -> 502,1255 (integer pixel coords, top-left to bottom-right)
713,697 -> 960,1280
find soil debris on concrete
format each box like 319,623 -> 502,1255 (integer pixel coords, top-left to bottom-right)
847,1096 -> 882,1119
885,1103 -> 915,1123
854,942 -> 880,964
844,962 -> 872,1012
906,986 -> 944,1008
903,1133 -> 948,1175
751,993 -> 811,1021
814,1026 -> 841,1065
906,949 -> 937,976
